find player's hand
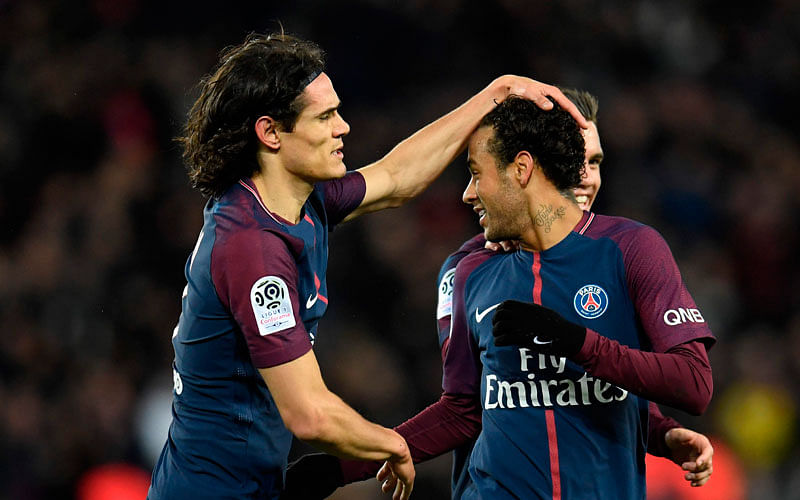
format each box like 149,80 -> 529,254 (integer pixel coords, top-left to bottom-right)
485,240 -> 519,252
492,300 -> 587,358
376,451 -> 415,500
664,427 -> 714,487
495,76 -> 590,129
280,453 -> 344,499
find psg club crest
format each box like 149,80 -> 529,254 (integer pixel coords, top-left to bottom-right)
573,284 -> 608,319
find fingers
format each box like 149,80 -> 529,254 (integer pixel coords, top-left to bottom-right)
502,76 -> 589,129
393,477 -> 403,500
696,440 -> 714,468
381,473 -> 398,494
493,300 -> 530,321
685,464 -> 713,487
485,241 -> 502,252
376,461 -> 391,482
539,85 -> 590,129
383,473 -> 412,500
396,477 -> 413,500
500,240 -> 519,252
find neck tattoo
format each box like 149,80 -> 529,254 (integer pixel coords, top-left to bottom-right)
534,204 -> 566,233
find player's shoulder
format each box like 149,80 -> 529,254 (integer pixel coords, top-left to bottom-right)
456,233 -> 487,255
212,183 -> 304,257
454,247 -> 496,281
584,213 -> 673,266
584,213 -> 664,245
440,234 -> 486,273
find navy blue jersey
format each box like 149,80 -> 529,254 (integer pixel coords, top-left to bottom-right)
443,212 -> 714,500
148,173 -> 365,500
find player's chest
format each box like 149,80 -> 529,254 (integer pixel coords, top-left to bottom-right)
464,251 -> 637,348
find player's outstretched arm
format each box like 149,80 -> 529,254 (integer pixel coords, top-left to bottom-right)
342,76 -> 589,222
262,351 -> 414,499
491,300 -> 713,414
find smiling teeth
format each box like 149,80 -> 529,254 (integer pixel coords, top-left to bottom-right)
576,195 -> 588,204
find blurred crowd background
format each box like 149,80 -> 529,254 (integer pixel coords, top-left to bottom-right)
1,1 -> 799,499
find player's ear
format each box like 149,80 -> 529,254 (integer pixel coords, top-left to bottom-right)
513,151 -> 535,188
255,116 -> 281,150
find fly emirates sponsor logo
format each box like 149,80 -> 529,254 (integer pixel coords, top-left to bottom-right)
484,348 -> 628,410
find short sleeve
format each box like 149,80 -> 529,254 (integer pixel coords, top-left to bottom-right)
622,225 -> 715,353
212,228 -> 312,368
436,234 -> 487,351
322,171 -> 367,228
442,256 -> 484,396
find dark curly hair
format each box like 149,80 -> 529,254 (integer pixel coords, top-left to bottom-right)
178,33 -> 325,198
479,95 -> 585,192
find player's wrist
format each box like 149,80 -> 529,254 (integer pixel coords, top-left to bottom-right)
389,435 -> 412,463
487,75 -> 517,103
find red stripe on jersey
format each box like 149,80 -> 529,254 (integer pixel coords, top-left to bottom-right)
304,213 -> 314,226
545,409 -> 562,500
531,252 -> 543,305
312,273 -> 328,304
578,212 -> 595,235
533,252 -> 560,498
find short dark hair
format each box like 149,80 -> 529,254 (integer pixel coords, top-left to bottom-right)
560,87 -> 599,124
479,96 -> 585,191
179,33 -> 326,198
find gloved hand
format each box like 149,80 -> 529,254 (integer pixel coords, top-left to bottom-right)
281,453 -> 343,500
492,300 -> 587,358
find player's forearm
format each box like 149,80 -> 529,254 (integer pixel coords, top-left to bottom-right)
339,393 -> 482,484
575,335 -> 713,415
374,79 -> 509,202
646,401 -> 682,458
349,77 -> 518,219
297,390 -> 409,462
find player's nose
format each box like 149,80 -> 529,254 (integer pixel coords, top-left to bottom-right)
462,177 -> 477,204
334,113 -> 350,137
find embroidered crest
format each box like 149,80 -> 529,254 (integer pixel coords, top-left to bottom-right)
251,276 -> 296,335
573,284 -> 608,319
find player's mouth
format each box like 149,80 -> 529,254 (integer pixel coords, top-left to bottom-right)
474,206 -> 487,226
574,192 -> 593,210
331,143 -> 344,160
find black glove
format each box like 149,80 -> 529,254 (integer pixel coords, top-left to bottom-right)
492,300 -> 587,358
281,453 -> 344,500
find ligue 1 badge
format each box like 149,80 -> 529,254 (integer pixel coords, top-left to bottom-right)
574,284 -> 608,319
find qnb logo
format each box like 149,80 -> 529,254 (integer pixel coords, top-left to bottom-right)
573,284 -> 609,319
663,307 -> 705,326
253,277 -> 287,309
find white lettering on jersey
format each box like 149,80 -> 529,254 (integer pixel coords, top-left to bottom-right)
436,268 -> 456,319
251,276 -> 296,336
663,308 -> 705,326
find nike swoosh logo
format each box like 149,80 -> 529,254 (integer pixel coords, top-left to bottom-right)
475,303 -> 501,323
533,336 -> 553,345
306,293 -> 318,309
